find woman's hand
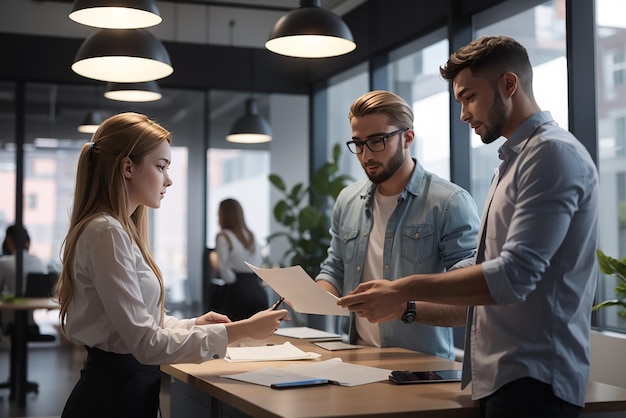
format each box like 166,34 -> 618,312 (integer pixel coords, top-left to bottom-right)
225,308 -> 287,342
195,311 -> 231,325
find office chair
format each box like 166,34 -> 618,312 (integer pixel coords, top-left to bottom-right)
0,272 -> 58,398
24,272 -> 58,298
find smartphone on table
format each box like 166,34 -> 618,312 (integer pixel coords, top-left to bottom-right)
389,369 -> 462,384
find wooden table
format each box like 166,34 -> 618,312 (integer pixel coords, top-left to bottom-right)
161,335 -> 626,418
0,297 -> 60,408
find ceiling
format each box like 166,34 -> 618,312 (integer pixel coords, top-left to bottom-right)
2,0 -> 366,148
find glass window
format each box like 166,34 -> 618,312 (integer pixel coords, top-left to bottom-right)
325,63 -> 369,180
473,0 -> 568,210
206,148 -> 270,251
387,30 -> 450,180
0,83 -> 207,314
595,0 -> 626,332
206,91 -> 272,259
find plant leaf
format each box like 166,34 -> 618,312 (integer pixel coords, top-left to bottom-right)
269,173 -> 286,192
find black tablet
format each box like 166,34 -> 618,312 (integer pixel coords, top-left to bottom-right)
389,370 -> 462,384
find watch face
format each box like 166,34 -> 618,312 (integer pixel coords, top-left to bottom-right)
402,302 -> 416,324
402,312 -> 416,324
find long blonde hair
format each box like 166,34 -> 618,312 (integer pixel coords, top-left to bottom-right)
56,112 -> 171,334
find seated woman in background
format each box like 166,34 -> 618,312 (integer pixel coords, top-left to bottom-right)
213,198 -> 269,321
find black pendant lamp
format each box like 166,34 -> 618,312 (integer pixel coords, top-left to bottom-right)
226,98 -> 272,144
69,0 -> 161,29
72,28 -> 173,83
78,110 -> 107,134
104,81 -> 162,102
265,0 -> 356,58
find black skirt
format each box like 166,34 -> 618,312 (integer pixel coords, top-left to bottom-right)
220,272 -> 268,321
61,347 -> 161,418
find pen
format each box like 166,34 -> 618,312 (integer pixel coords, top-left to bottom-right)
272,296 -> 285,310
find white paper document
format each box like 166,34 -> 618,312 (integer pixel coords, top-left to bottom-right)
225,342 -> 321,362
313,341 -> 364,351
222,359 -> 391,387
221,368 -> 328,387
244,262 -> 349,316
274,326 -> 342,341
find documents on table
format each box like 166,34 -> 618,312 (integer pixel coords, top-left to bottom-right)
225,341 -> 321,362
274,326 -> 342,341
244,262 -> 349,316
221,368 -> 330,388
313,341 -> 364,351
222,358 -> 392,387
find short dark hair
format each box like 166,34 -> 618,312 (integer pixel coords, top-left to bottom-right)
440,36 -> 533,94
2,224 -> 31,255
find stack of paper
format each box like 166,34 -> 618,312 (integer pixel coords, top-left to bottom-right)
225,342 -> 321,362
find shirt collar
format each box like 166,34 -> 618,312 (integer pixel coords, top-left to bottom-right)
498,111 -> 554,161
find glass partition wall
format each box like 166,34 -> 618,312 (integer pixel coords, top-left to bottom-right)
595,0 -> 626,332
3,0 -> 624,336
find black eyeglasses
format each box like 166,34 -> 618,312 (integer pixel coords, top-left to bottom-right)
346,128 -> 409,154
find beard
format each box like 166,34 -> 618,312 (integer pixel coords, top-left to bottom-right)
480,91 -> 507,144
363,139 -> 405,184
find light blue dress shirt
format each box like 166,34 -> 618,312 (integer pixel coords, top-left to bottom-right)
463,111 -> 600,407
316,159 -> 480,359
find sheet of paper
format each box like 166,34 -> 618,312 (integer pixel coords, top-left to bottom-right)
221,359 -> 391,387
313,341 -> 364,351
245,262 -> 349,316
221,368 -> 327,387
274,327 -> 342,341
225,341 -> 321,362
284,359 -> 391,386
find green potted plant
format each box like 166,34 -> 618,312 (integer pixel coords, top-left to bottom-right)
593,249 -> 626,318
267,143 -> 353,277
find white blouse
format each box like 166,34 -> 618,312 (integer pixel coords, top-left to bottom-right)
64,214 -> 227,364
215,229 -> 262,284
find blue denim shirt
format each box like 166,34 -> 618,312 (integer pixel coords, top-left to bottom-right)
316,160 -> 479,359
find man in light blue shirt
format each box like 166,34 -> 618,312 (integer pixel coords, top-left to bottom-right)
315,90 -> 480,360
339,37 -> 599,418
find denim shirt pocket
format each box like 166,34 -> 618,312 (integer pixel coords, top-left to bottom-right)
339,226 -> 360,264
400,225 -> 435,265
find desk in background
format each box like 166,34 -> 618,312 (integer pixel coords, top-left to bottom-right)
0,297 -> 60,408
161,335 -> 626,418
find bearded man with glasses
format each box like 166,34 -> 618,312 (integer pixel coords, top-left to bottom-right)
315,90 -> 480,360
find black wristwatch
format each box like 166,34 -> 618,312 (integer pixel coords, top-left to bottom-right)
401,301 -> 416,324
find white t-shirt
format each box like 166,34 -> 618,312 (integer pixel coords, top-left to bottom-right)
64,214 -> 228,364
215,229 -> 262,285
355,191 -> 399,347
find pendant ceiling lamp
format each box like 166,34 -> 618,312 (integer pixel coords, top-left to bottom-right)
78,110 -> 107,134
265,0 -> 356,58
226,98 -> 272,144
72,28 -> 173,83
104,81 -> 162,102
69,0 -> 162,29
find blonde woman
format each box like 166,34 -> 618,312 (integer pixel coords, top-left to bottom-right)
213,198 -> 268,321
56,112 -> 286,418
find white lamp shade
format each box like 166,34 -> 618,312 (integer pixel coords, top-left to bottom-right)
69,0 -> 162,29
72,29 -> 173,83
265,0 -> 355,58
104,81 -> 162,102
